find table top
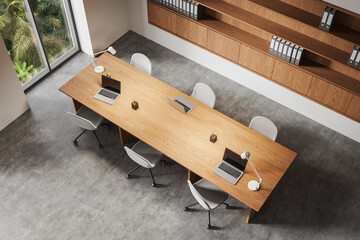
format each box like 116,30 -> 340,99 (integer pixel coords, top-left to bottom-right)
59,53 -> 297,211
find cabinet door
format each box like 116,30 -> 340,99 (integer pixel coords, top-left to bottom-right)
206,29 -> 240,62
177,16 -> 207,48
148,2 -> 177,34
272,60 -> 312,95
238,45 -> 275,78
346,95 -> 360,121
307,77 -> 353,113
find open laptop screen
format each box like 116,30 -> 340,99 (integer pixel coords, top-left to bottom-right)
223,155 -> 247,171
102,75 -> 121,94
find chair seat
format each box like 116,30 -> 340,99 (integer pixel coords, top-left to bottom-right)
132,141 -> 162,167
76,106 -> 103,129
194,179 -> 228,210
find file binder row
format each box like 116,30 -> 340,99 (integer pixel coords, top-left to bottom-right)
319,6 -> 337,32
152,0 -> 204,20
269,36 -> 304,66
347,45 -> 360,70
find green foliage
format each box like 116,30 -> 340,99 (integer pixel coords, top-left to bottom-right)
14,60 -> 33,83
0,0 -> 73,84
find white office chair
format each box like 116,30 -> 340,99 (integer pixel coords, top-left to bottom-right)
191,83 -> 216,108
249,116 -> 278,141
67,106 -> 104,148
124,141 -> 163,187
130,53 -> 152,75
185,179 -> 229,229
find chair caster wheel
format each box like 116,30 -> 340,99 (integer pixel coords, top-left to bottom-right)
184,207 -> 189,211
98,144 -> 103,149
161,160 -> 167,166
224,203 -> 230,209
207,224 -> 212,229
152,183 -> 157,187
127,174 -> 131,178
73,140 -> 78,146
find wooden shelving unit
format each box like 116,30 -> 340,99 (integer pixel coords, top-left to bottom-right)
147,0 -> 360,123
195,0 -> 352,66
249,0 -> 360,45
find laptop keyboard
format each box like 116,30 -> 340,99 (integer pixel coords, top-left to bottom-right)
174,99 -> 191,113
218,163 -> 242,178
99,89 -> 118,100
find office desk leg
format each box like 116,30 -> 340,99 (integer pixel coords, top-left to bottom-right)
246,208 -> 256,224
188,170 -> 201,183
118,127 -> 132,145
72,99 -> 83,112
266,186 -> 278,207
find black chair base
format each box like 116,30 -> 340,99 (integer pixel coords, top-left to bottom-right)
126,165 -> 158,187
72,129 -> 103,148
184,202 -> 230,229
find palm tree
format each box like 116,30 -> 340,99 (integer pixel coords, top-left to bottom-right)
0,0 -> 71,82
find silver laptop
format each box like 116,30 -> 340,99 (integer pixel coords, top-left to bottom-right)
94,75 -> 121,104
167,96 -> 195,114
213,149 -> 248,185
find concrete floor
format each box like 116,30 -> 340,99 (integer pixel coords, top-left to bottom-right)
0,31 -> 359,240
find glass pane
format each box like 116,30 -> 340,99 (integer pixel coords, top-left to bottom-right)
0,0 -> 46,85
29,0 -> 74,64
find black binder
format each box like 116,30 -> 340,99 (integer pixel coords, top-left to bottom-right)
286,43 -> 294,62
319,6 -> 331,30
277,40 -> 285,58
348,46 -> 359,67
324,8 -> 337,32
290,46 -> 299,64
295,47 -> 304,66
282,42 -> 290,60
269,36 -> 277,55
354,49 -> 360,69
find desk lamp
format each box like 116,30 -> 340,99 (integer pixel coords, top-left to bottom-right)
88,46 -> 117,73
241,151 -> 263,191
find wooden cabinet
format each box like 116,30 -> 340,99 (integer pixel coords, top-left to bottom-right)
206,29 -> 240,62
177,16 -> 208,48
346,95 -> 360,121
272,60 -> 312,95
238,45 -> 275,78
307,77 -> 352,113
148,2 -> 177,33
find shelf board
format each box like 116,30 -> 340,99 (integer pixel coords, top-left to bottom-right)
300,59 -> 360,95
249,0 -> 360,45
198,16 -> 269,52
194,0 -> 352,66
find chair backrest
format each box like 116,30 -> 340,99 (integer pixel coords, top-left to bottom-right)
130,53 -> 152,75
191,83 -> 216,108
67,112 -> 97,131
249,116 -> 278,141
187,180 -> 211,210
124,146 -> 153,168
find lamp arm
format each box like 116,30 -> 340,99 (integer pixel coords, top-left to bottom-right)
248,159 -> 262,183
88,54 -> 97,68
91,49 -> 108,57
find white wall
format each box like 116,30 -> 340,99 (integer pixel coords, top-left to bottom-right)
323,0 -> 360,14
0,36 -> 29,131
127,0 -> 360,143
70,0 -> 130,55
70,0 -> 93,55
84,0 -> 130,53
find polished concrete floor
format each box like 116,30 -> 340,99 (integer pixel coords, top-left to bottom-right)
0,31 -> 359,240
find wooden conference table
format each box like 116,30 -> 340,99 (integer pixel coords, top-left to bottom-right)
59,53 -> 297,223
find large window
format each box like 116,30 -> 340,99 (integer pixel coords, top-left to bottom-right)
0,0 -> 78,90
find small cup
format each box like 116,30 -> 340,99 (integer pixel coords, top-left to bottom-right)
132,101 -> 139,110
210,134 -> 217,143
